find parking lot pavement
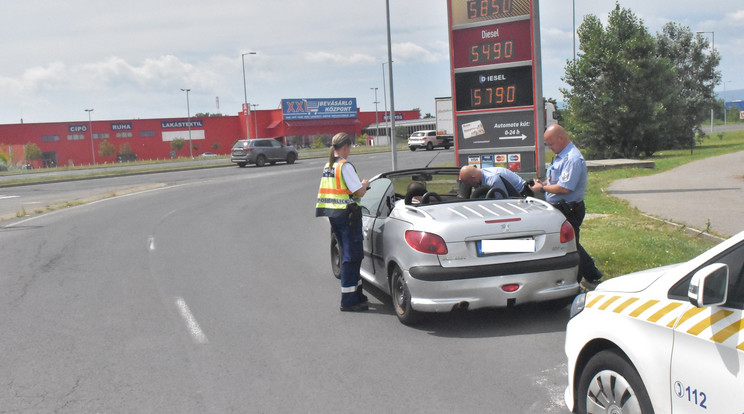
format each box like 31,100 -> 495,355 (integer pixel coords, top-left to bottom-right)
608,150 -> 744,238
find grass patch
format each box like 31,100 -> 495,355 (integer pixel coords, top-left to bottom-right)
582,130 -> 744,280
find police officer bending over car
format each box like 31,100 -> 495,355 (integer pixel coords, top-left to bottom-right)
529,124 -> 602,291
458,165 -> 534,199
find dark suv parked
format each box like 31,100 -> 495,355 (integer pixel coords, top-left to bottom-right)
230,138 -> 299,167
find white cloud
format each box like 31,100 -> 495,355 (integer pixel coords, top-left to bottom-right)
304,52 -> 376,65
0,0 -> 741,123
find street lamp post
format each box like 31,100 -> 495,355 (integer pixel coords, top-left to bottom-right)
723,80 -> 732,125
180,88 -> 193,158
242,52 -> 257,139
697,31 -> 715,133
572,0 -> 576,63
251,103 -> 259,138
85,109 -> 96,165
381,62 -> 390,142
370,87 -> 379,142
385,0 -> 397,170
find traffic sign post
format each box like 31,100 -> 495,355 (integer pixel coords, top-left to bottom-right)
447,0 -> 546,179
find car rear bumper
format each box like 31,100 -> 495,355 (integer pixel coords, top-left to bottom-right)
409,252 -> 579,281
405,255 -> 580,312
230,154 -> 255,163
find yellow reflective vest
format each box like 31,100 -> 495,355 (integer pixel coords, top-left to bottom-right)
315,158 -> 359,217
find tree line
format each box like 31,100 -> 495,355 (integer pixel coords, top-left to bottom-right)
560,4 -> 721,159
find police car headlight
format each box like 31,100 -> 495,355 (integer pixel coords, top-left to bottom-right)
569,293 -> 586,319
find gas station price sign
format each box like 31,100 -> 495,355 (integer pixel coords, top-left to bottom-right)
450,0 -> 531,26
448,0 -> 546,177
454,66 -> 533,111
451,19 -> 532,68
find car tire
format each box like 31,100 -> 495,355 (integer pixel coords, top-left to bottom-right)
255,155 -> 267,167
391,265 -> 422,325
286,153 -> 297,164
237,162 -> 247,168
330,232 -> 341,280
409,147 -> 416,151
426,142 -> 434,151
444,144 -> 450,150
577,349 -> 654,414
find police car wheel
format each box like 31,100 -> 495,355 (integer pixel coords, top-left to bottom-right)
390,265 -> 422,325
577,349 -> 654,414
330,233 -> 341,280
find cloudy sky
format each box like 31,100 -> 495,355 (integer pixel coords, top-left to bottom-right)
1,1 -> 741,125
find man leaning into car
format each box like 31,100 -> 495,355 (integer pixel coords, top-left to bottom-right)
529,124 -> 602,291
458,165 -> 533,199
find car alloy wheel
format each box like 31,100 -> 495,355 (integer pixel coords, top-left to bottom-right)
391,265 -> 421,325
256,155 -> 266,167
286,153 -> 297,164
577,350 -> 654,414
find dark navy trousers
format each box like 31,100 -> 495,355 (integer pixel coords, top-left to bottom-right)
329,214 -> 364,307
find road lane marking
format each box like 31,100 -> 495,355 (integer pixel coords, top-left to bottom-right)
175,297 -> 208,344
0,195 -> 20,200
148,236 -> 156,251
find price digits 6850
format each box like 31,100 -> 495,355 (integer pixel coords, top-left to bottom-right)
467,0 -> 513,20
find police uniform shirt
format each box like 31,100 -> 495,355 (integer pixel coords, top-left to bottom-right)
481,167 -> 525,196
340,161 -> 362,194
545,142 -> 587,204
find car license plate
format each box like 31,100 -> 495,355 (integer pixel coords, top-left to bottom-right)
478,238 -> 535,254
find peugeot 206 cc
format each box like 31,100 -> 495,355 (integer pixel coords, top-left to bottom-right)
330,167 -> 580,325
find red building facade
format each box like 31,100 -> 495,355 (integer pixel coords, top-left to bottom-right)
0,103 -> 419,167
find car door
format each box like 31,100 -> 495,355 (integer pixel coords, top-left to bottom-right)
267,139 -> 282,161
670,241 -> 744,413
358,178 -> 393,289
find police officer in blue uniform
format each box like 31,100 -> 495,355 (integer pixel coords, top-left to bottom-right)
529,124 -> 602,290
458,165 -> 533,198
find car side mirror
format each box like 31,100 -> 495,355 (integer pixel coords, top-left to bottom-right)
688,263 -> 728,308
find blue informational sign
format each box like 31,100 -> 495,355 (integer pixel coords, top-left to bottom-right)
69,124 -> 88,132
161,120 -> 204,129
111,122 -> 133,131
282,98 -> 358,120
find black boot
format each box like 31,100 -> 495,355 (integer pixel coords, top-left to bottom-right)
356,287 -> 369,304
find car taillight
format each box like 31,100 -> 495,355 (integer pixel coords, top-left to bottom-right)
405,230 -> 448,255
560,220 -> 575,243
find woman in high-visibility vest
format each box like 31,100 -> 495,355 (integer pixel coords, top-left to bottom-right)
315,132 -> 370,312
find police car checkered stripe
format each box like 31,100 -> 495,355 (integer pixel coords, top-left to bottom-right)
586,293 -> 744,351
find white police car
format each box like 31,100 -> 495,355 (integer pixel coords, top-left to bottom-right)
565,231 -> 744,413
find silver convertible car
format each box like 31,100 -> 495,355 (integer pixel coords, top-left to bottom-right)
330,167 -> 580,325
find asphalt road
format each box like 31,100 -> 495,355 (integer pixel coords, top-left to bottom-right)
0,149 -> 571,413
608,150 -> 744,238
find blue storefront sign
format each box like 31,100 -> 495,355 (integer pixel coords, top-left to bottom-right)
282,98 -> 357,120
161,120 -> 204,129
111,122 -> 133,131
69,124 -> 88,132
